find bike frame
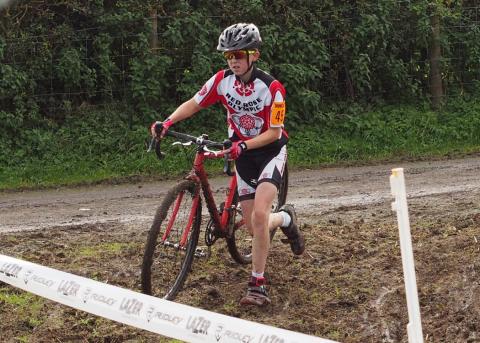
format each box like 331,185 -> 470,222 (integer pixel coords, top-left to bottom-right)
164,146 -> 239,248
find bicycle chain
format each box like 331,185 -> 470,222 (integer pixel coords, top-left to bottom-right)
205,201 -> 234,247
205,217 -> 218,246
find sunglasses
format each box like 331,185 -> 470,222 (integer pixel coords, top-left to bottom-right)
223,50 -> 257,60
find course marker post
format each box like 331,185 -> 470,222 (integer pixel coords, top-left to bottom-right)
390,168 -> 424,343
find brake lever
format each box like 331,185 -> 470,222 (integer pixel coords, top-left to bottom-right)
222,139 -> 234,176
146,137 -> 165,160
147,137 -> 156,152
203,145 -> 227,157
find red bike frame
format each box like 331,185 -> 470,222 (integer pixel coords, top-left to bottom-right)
163,147 -> 239,248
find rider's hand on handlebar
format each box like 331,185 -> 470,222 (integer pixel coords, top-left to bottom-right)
150,118 -> 173,139
228,140 -> 247,160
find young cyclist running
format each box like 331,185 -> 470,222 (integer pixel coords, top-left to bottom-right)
151,23 -> 305,306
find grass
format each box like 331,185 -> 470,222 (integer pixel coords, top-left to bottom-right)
75,242 -> 135,258
1,101 -> 479,191
0,287 -> 44,309
2,137 -> 478,192
0,286 -> 45,335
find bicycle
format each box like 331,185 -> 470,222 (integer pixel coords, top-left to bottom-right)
141,129 -> 288,300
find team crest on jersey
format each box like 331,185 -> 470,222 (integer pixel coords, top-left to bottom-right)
231,113 -> 263,137
233,80 -> 254,96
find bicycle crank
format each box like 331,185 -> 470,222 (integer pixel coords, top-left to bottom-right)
205,218 -> 219,246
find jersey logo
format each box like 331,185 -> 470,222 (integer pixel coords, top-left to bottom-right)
231,113 -> 264,137
240,188 -> 250,195
198,84 -> 208,97
261,172 -> 271,179
233,79 -> 254,96
271,101 -> 286,125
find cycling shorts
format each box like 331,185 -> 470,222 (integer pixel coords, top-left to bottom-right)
235,145 -> 287,201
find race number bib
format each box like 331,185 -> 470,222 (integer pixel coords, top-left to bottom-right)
271,101 -> 286,125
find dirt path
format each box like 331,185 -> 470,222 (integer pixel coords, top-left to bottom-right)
1,155 -> 480,342
2,155 -> 480,233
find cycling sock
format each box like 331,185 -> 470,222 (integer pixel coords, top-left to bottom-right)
279,210 -> 291,228
252,271 -> 264,279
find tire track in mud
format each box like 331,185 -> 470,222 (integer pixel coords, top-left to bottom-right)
1,155 -> 480,342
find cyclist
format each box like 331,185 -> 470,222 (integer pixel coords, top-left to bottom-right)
151,23 -> 305,306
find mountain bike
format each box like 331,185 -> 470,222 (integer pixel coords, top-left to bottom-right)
141,129 -> 288,300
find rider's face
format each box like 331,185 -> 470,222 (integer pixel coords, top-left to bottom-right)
225,50 -> 260,76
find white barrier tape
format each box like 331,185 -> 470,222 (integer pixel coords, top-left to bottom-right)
0,254 -> 337,343
390,168 -> 424,343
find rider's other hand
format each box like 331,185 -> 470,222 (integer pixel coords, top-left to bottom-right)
150,118 -> 173,138
229,140 -> 247,160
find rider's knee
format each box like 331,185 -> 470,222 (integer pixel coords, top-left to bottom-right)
251,207 -> 269,227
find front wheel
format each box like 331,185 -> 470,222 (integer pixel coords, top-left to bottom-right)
141,180 -> 202,300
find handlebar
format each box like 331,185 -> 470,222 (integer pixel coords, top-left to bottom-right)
167,130 -> 225,149
147,128 -> 235,176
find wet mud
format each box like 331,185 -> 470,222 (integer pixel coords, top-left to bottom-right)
1,156 -> 480,342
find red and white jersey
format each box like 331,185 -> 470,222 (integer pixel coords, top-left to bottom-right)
193,67 -> 288,143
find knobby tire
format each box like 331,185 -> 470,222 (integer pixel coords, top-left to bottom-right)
141,180 -> 201,300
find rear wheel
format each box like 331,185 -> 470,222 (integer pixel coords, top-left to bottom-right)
141,180 -> 201,300
227,163 -> 289,264
226,191 -> 252,265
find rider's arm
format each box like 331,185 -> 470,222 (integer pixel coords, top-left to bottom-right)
243,127 -> 282,150
167,98 -> 203,124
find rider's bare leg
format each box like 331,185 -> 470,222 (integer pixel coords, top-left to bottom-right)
240,182 -> 283,274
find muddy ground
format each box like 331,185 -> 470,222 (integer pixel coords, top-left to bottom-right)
1,155 -> 480,342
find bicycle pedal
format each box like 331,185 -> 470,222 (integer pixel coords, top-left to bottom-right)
194,247 -> 208,258
163,241 -> 185,250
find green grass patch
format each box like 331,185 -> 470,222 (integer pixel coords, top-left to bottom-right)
0,286 -> 45,330
289,101 -> 480,167
74,242 -> 136,258
1,100 -> 479,190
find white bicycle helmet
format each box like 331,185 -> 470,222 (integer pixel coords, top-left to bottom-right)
217,23 -> 262,51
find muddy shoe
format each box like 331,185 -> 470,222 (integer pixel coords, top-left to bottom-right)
239,277 -> 271,307
279,204 -> 305,255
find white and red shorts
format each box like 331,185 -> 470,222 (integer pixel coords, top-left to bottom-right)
235,145 -> 287,201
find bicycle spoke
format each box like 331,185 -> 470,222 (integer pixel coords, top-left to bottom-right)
141,180 -> 201,300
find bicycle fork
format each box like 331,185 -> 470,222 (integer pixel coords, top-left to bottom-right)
161,187 -> 201,250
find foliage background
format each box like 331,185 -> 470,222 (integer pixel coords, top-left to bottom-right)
0,0 -> 479,189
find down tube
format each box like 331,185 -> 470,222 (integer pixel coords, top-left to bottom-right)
221,175 -> 238,228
